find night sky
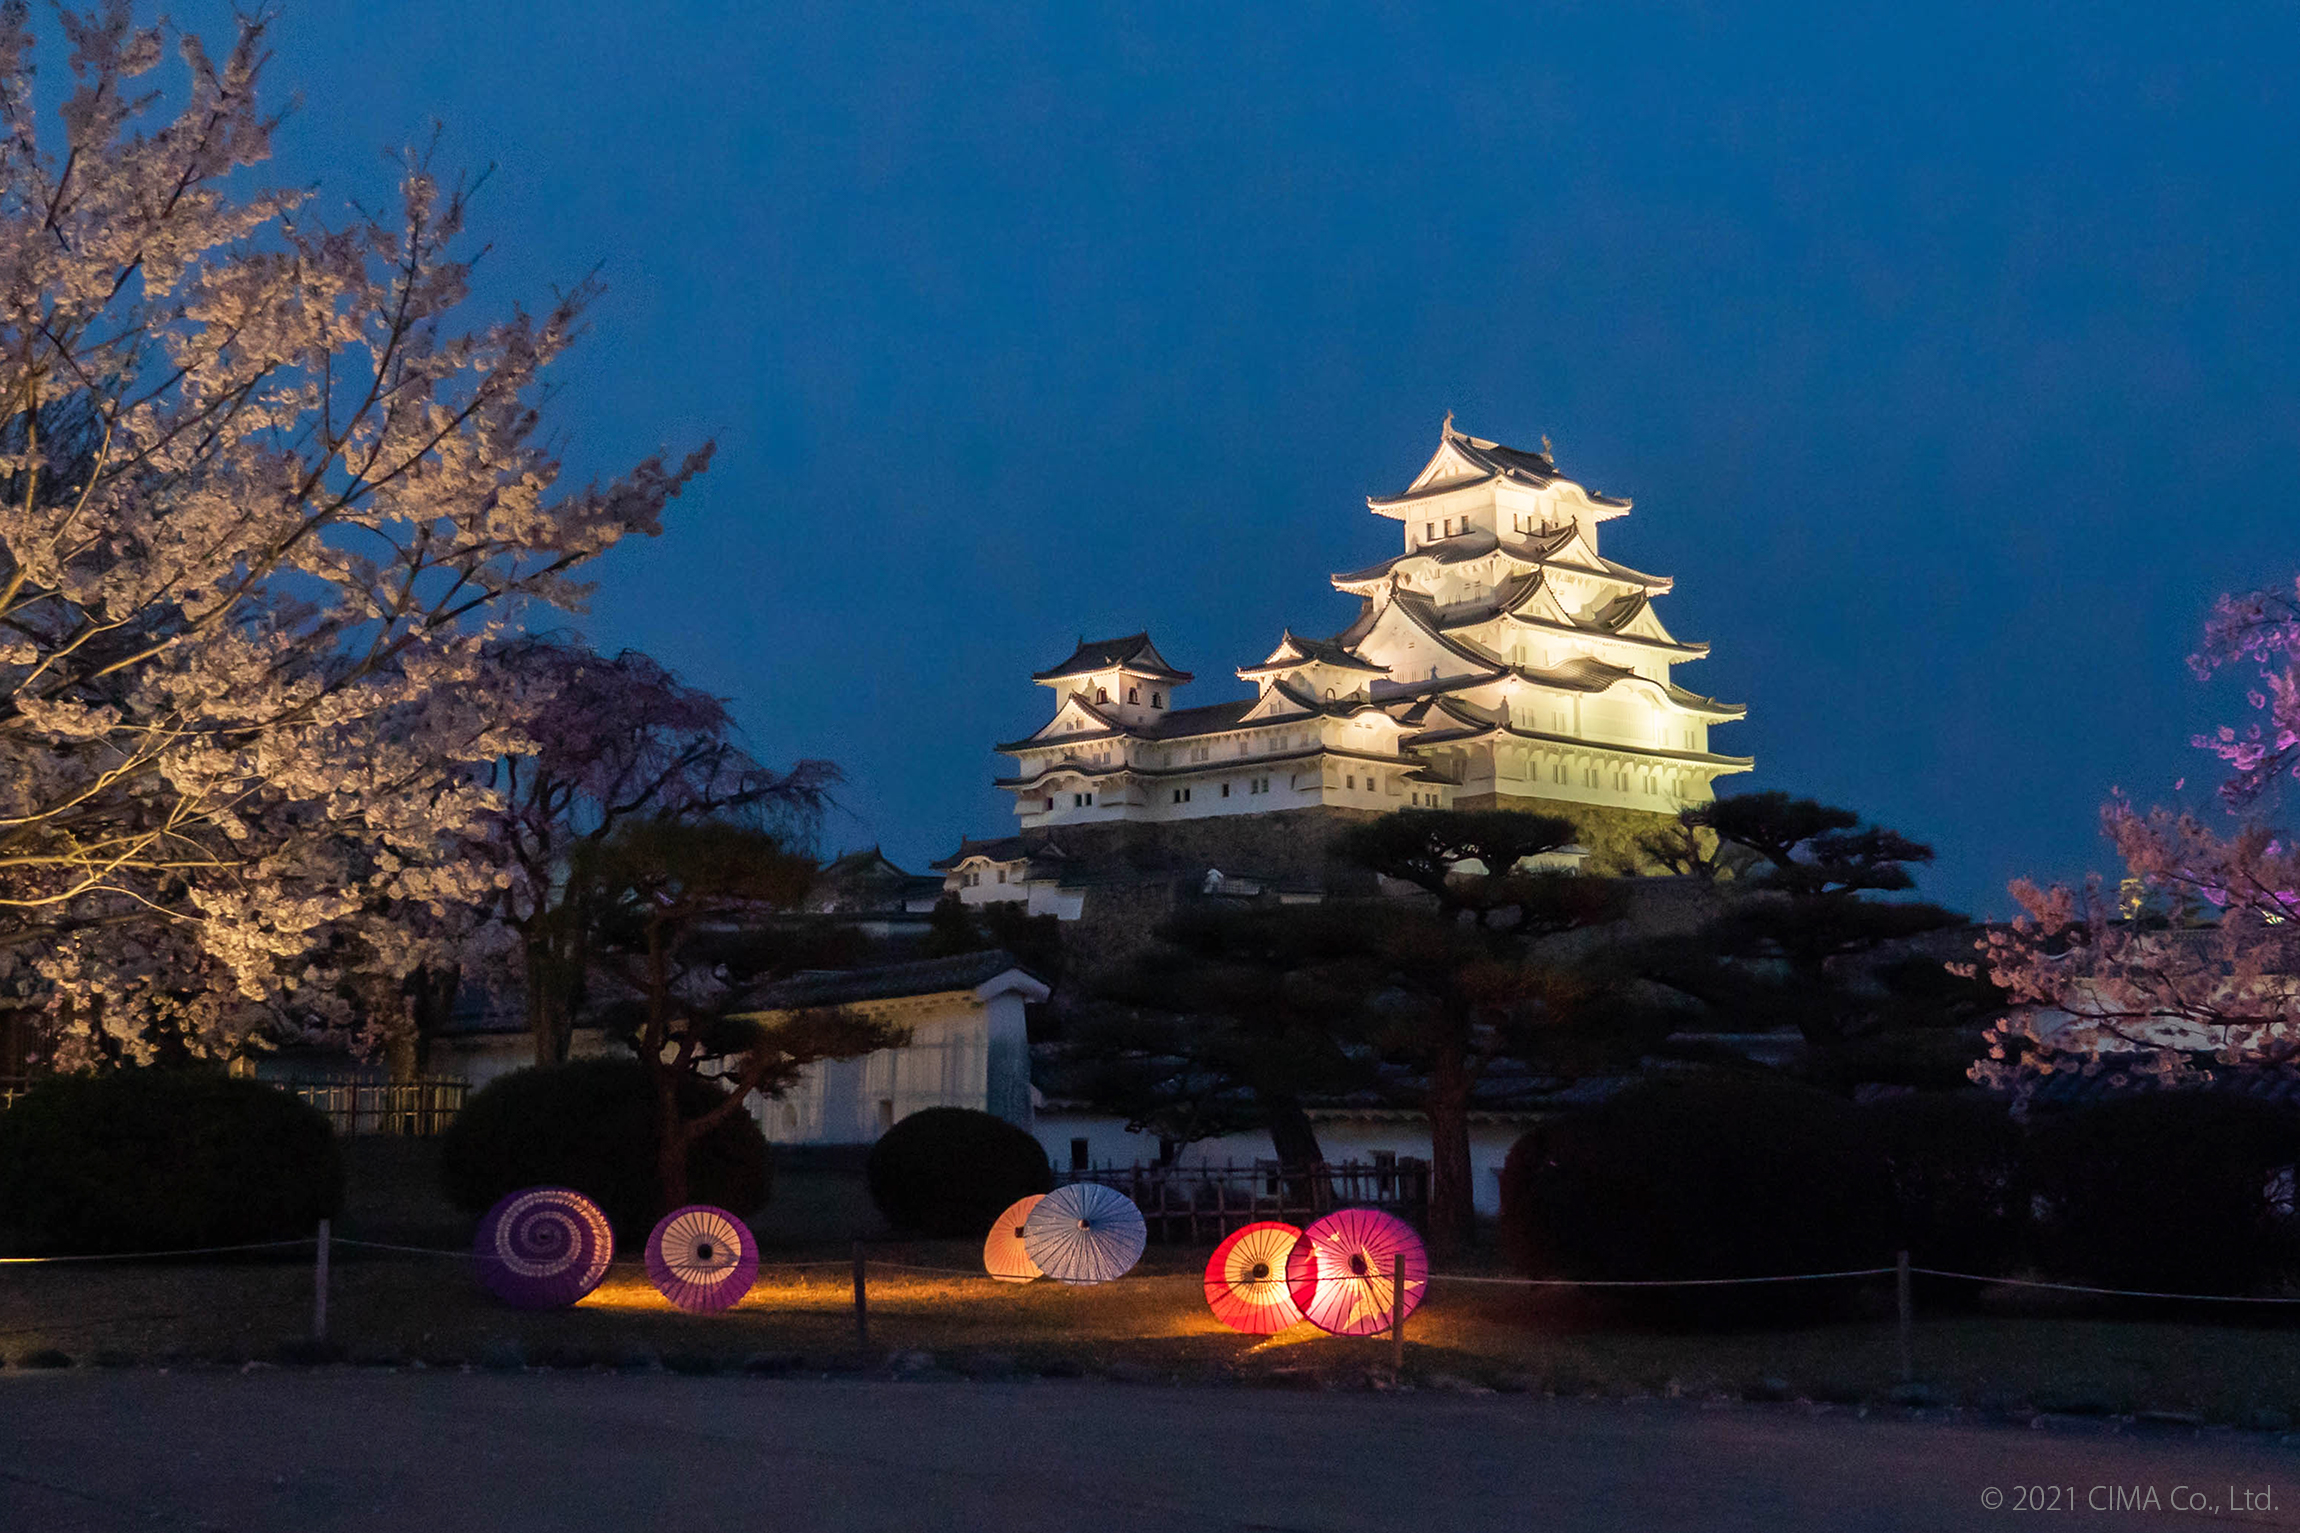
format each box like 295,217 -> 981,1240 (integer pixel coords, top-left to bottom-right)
191,1 -> 2299,917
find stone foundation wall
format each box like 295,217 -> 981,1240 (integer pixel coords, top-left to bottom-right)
1048,807 -> 1386,893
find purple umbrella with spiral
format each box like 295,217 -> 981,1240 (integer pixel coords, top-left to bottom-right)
473,1186 -> 615,1310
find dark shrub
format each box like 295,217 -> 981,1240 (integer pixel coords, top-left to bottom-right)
1498,1073 -> 1890,1318
0,1069 -> 342,1256
1865,1092 -> 2029,1287
2029,1091 -> 2300,1296
865,1106 -> 1051,1237
438,1059 -> 769,1242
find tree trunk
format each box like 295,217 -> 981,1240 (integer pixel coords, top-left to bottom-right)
1263,1094 -> 1325,1171
657,1117 -> 691,1213
1424,1051 -> 1477,1256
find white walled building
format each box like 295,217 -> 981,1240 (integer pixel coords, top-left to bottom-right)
726,950 -> 1046,1145
971,418 -> 1749,878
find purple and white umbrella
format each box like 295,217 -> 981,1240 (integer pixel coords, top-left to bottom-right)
473,1186 -> 614,1310
645,1204 -> 759,1313
1021,1182 -> 1146,1284
1285,1207 -> 1427,1337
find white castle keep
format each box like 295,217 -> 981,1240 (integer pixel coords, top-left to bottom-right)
940,418 -> 1750,903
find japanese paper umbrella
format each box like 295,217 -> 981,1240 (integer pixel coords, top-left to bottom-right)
645,1204 -> 760,1313
473,1186 -> 614,1310
1203,1221 -> 1305,1333
1285,1208 -> 1428,1338
1021,1182 -> 1147,1284
983,1194 -> 1046,1283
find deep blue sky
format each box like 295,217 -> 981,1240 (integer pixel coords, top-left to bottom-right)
178,1 -> 2298,916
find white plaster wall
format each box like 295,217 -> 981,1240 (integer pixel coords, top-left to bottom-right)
1031,1112 -> 1530,1217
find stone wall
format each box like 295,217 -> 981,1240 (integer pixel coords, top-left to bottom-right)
1048,807 -> 1387,893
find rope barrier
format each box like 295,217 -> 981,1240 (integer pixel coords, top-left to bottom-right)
12,1237 -> 2300,1307
1906,1267 -> 2300,1305
1429,1267 -> 1897,1288
0,1238 -> 314,1265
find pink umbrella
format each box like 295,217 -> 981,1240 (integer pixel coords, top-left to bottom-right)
1203,1221 -> 1305,1333
983,1194 -> 1045,1283
1285,1208 -> 1427,1337
644,1204 -> 759,1313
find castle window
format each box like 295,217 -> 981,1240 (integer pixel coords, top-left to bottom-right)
1151,691 -> 1163,707
1220,782 -> 1230,797
1346,774 -> 1356,790
1097,688 -> 1109,703
1128,686 -> 1139,704
1425,522 -> 1436,540
997,868 -> 1007,883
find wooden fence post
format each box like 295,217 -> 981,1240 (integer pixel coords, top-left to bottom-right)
312,1218 -> 331,1340
1896,1249 -> 1913,1383
1391,1252 -> 1407,1375
853,1242 -> 870,1351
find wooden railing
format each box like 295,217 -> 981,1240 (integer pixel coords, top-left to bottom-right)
286,1076 -> 468,1137
1058,1158 -> 1429,1242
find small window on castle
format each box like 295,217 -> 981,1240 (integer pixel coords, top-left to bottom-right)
1346,774 -> 1356,790
1128,686 -> 1139,704
1220,782 -> 1230,797
1070,1138 -> 1090,1172
1097,688 -> 1109,703
1150,691 -> 1163,708
997,868 -> 1007,883
1425,522 -> 1436,540
1085,792 -> 1093,805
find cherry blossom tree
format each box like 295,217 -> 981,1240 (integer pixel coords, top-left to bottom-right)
0,7 -> 707,1066
1969,579 -> 2300,1104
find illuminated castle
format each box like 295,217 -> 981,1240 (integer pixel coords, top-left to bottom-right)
941,418 -> 1750,898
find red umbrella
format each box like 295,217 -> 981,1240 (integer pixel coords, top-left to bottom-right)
1285,1208 -> 1427,1337
1203,1221 -> 1305,1333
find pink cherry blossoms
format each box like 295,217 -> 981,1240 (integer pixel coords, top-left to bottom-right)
2190,575 -> 2300,809
1969,577 -> 2300,1104
0,9 -> 706,1066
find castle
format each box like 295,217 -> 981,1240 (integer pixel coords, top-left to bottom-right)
935,418 -> 1750,913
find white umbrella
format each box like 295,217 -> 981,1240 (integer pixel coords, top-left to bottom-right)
1021,1183 -> 1146,1284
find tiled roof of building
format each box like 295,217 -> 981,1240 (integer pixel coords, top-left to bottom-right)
930,834 -> 1072,870
1238,630 -> 1390,678
1032,632 -> 1192,684
735,949 -> 1037,1012
1333,525 -> 1670,595
1367,419 -> 1632,511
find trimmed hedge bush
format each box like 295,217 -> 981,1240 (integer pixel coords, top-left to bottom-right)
865,1106 -> 1052,1237
439,1059 -> 769,1243
1866,1092 -> 2029,1284
0,1070 -> 342,1256
2028,1091 -> 2300,1296
1498,1073 -> 1890,1316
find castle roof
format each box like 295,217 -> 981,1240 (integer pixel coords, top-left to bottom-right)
1237,629 -> 1392,679
1367,418 -> 1632,512
1033,632 -> 1192,684
1332,526 -> 1671,594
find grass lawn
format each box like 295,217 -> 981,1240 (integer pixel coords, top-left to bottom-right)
5,1140 -> 2298,1425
